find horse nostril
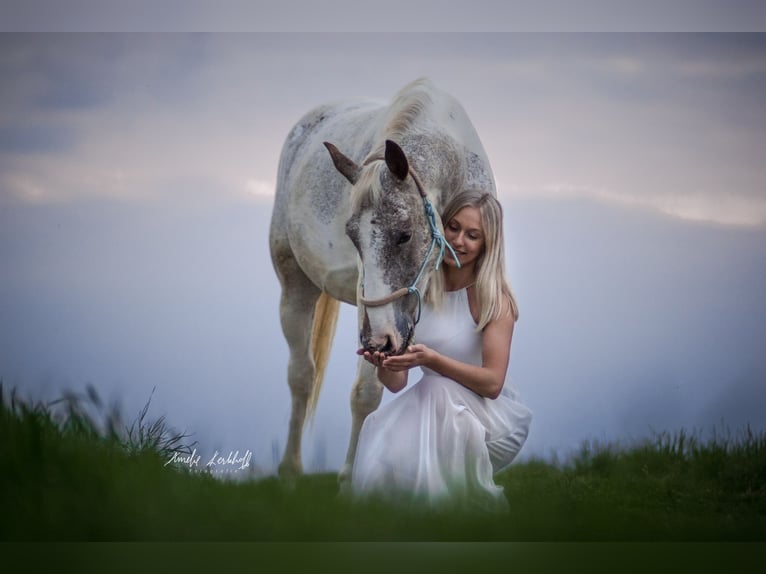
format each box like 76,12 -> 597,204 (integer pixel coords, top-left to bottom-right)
362,333 -> 398,355
380,336 -> 394,354
368,335 -> 395,354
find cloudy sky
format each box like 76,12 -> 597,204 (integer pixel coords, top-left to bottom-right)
1,27 -> 765,473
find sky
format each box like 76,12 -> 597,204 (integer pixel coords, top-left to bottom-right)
1,29 -> 765,475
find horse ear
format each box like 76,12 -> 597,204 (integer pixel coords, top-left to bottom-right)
384,140 -> 409,181
324,141 -> 361,185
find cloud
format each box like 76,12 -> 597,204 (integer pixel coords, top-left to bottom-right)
2,1 -> 764,32
534,183 -> 766,227
1,33 -> 764,228
476,36 -> 766,228
0,35 -> 280,204
245,179 -> 275,200
0,123 -> 76,154
0,34 -> 117,111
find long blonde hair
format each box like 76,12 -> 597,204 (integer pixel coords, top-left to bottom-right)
427,190 -> 518,330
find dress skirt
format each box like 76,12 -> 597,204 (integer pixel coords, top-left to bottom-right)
351,373 -> 532,511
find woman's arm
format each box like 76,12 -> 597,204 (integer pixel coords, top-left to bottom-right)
380,312 -> 514,399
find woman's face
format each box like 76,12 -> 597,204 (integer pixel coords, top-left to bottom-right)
443,206 -> 485,269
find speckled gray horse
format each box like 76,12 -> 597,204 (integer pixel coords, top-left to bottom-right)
269,78 -> 496,483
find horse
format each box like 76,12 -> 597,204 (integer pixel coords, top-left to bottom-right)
269,78 -> 496,483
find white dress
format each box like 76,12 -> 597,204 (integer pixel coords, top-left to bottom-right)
351,288 -> 533,511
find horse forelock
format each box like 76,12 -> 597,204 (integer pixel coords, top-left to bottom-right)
350,160 -> 385,214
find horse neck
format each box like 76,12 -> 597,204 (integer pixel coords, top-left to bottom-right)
409,133 -> 497,210
402,132 -> 465,211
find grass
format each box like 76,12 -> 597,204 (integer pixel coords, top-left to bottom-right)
1,383 -> 765,541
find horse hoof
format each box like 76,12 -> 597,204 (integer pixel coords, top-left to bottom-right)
278,459 -> 303,481
337,463 -> 353,489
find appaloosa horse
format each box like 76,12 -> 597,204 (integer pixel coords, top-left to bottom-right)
269,78 -> 496,483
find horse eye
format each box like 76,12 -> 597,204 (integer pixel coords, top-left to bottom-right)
397,231 -> 412,245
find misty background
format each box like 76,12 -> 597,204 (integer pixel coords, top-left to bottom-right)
1,32 -> 765,473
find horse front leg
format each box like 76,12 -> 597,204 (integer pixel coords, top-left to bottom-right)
338,358 -> 383,489
277,274 -> 321,480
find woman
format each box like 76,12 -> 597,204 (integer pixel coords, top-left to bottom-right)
351,190 -> 533,511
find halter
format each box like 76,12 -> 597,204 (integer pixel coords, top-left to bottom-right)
358,158 -> 460,324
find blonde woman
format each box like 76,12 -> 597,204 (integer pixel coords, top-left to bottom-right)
352,190 -> 533,511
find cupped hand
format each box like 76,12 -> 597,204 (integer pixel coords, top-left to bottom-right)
356,344 -> 434,371
377,344 -> 433,372
356,348 -> 388,368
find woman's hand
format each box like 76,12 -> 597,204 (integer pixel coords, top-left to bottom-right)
356,344 -> 433,370
355,345 -> 433,393
378,344 -> 434,372
356,349 -> 389,368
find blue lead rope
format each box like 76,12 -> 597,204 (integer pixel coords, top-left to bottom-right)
403,197 -> 461,324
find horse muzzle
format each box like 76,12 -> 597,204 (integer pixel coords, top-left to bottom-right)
360,310 -> 414,356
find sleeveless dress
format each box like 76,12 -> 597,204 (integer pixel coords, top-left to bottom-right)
351,288 -> 533,511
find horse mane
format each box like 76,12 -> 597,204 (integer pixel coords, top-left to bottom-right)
352,78 -> 434,212
381,77 -> 434,142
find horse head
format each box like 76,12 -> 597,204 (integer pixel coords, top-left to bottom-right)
325,139 -> 444,356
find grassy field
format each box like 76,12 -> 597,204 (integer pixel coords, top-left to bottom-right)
1,383 -> 764,542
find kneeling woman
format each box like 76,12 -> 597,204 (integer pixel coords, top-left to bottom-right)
352,190 -> 533,511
